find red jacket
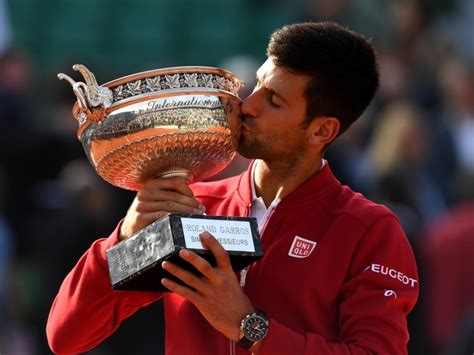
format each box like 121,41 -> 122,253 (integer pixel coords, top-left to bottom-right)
421,204 -> 474,350
47,163 -> 418,354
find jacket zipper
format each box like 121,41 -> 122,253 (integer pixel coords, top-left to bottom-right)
229,202 -> 278,355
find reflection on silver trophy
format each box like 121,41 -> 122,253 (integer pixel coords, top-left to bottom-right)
58,65 -> 262,291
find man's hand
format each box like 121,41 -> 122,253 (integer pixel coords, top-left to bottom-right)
120,177 -> 205,240
161,232 -> 255,341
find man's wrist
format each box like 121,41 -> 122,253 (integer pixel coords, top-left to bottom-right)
249,340 -> 263,353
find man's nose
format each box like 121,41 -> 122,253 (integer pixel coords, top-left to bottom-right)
241,88 -> 261,118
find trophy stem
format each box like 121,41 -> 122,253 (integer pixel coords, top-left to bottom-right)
159,171 -> 193,182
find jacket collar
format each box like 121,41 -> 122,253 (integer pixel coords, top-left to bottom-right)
236,159 -> 340,208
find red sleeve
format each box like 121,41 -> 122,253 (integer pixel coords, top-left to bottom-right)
257,216 -> 419,355
46,222 -> 162,354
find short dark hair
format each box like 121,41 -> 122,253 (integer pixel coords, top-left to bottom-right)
267,21 -> 379,136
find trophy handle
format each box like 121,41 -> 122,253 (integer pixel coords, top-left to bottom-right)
58,64 -> 113,110
58,64 -> 114,127
71,64 -> 113,108
57,73 -> 90,112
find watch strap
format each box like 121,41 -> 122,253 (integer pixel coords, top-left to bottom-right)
236,335 -> 255,349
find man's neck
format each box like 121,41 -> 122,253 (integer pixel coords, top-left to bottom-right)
253,156 -> 323,207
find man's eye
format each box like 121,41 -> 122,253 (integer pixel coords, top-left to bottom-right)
269,96 -> 281,107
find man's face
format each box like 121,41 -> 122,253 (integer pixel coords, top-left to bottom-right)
238,58 -> 311,162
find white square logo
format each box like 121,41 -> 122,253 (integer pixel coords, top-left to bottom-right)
288,236 -> 317,258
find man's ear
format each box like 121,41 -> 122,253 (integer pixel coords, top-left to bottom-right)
307,116 -> 340,147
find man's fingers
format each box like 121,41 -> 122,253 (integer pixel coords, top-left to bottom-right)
138,186 -> 198,205
137,201 -> 202,225
121,177 -> 206,239
135,197 -> 204,214
177,249 -> 222,285
144,177 -> 194,197
162,261 -> 207,292
138,178 -> 205,213
199,232 -> 233,270
160,277 -> 200,304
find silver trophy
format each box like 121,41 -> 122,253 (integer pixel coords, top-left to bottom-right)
59,65 -> 262,291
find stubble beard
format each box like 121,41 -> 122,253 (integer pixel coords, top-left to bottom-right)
238,129 -> 308,166
237,116 -> 307,162
237,133 -> 289,163
237,135 -> 264,159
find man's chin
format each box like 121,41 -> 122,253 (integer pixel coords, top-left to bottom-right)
237,144 -> 260,160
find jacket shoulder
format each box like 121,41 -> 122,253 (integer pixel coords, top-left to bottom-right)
326,185 -> 398,230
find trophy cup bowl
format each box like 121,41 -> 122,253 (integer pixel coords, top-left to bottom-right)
59,64 -> 262,291
58,64 -> 244,190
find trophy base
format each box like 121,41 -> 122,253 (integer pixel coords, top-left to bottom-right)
106,214 -> 262,292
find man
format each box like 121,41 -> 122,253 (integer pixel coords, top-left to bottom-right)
47,22 -> 418,354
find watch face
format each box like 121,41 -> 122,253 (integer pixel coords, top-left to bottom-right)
243,315 -> 269,341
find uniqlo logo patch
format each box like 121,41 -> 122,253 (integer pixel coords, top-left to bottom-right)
288,236 -> 317,258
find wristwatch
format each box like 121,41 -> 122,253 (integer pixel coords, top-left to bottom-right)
236,310 -> 269,349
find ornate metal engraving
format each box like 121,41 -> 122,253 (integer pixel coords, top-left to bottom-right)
110,72 -> 240,103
